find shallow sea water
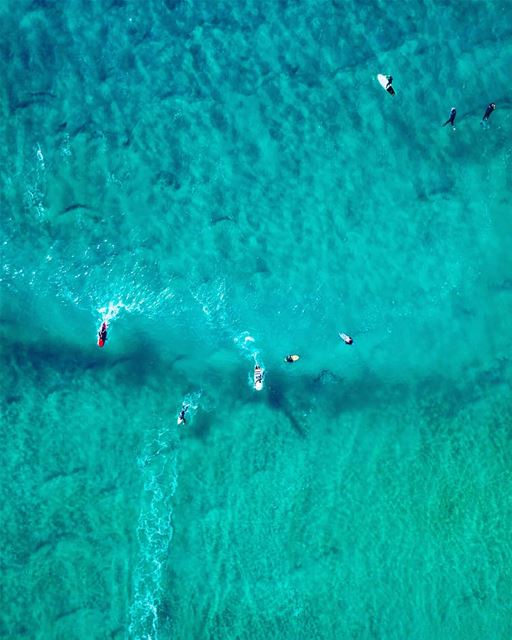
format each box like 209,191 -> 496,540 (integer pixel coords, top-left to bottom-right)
1,0 -> 512,638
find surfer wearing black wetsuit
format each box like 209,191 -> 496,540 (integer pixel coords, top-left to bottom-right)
385,75 -> 395,96
178,405 -> 189,424
98,322 -> 108,344
481,102 -> 496,123
442,107 -> 456,128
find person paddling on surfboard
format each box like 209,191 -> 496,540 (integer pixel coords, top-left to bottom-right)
254,364 -> 264,390
481,102 -> 496,124
284,354 -> 300,363
377,74 -> 395,96
97,321 -> 108,348
442,107 -> 457,128
177,404 -> 189,425
385,75 -> 395,96
339,332 -> 353,345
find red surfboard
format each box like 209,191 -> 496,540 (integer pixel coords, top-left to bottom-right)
97,321 -> 108,348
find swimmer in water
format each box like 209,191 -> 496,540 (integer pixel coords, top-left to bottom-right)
339,333 -> 353,345
385,75 -> 395,96
97,321 -> 108,348
481,102 -> 496,124
442,107 -> 457,128
284,354 -> 300,363
178,404 -> 189,425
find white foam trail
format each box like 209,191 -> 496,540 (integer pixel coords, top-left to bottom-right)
177,390 -> 202,423
235,334 -> 265,389
36,143 -> 45,170
97,300 -> 127,323
21,144 -> 47,220
191,281 -> 266,388
235,331 -> 262,362
129,420 -> 179,640
95,289 -> 176,324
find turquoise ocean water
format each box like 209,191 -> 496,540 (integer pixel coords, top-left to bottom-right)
1,0 -> 512,638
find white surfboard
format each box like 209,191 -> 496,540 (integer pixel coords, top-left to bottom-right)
254,366 -> 264,391
377,74 -> 389,90
377,74 -> 395,96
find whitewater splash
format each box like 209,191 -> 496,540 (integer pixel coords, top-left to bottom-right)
97,300 -> 130,323
95,289 -> 175,334
93,276 -> 175,320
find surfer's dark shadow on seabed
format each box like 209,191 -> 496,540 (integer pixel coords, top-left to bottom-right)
187,411 -> 214,440
265,376 -> 309,438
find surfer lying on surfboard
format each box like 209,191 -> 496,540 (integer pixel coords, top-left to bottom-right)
97,321 -> 108,348
284,354 -> 300,363
481,102 -> 496,125
377,74 -> 395,96
339,332 -> 353,345
254,364 -> 264,390
442,107 -> 457,128
177,404 -> 189,425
